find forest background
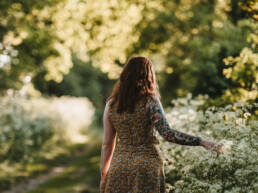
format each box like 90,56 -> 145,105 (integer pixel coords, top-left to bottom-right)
0,0 -> 257,193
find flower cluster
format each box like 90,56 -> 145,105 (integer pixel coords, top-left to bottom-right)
158,94 -> 257,193
0,95 -> 95,163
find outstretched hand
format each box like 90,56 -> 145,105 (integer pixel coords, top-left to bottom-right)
200,139 -> 222,154
99,178 -> 106,193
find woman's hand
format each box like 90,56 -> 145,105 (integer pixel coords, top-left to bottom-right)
99,174 -> 106,192
99,178 -> 106,192
200,139 -> 221,154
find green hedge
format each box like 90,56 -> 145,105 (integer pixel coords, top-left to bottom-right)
159,94 -> 257,193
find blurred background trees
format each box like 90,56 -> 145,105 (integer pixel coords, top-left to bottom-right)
1,0 -> 256,111
0,0 -> 257,192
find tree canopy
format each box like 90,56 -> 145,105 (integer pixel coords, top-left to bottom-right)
0,0 -> 257,105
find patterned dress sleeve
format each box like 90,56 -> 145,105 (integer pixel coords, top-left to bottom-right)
148,96 -> 202,146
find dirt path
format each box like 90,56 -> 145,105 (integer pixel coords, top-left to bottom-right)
3,140 -> 102,193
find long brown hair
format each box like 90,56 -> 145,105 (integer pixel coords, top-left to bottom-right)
106,56 -> 161,114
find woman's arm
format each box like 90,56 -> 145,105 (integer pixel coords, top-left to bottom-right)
100,101 -> 116,180
148,96 -> 201,146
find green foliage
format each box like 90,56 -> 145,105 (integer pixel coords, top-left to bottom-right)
0,0 -> 257,192
0,0 -> 256,104
0,95 -> 95,163
159,94 -> 258,193
199,38 -> 257,109
26,143 -> 102,193
222,47 -> 257,103
0,0 -> 60,90
32,56 -> 116,128
126,0 -> 256,105
0,96 -> 54,163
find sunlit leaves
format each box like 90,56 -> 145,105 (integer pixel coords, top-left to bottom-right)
160,95 -> 258,192
222,47 -> 258,102
0,0 -> 256,102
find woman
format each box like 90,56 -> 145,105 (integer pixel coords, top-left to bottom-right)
100,56 -> 218,193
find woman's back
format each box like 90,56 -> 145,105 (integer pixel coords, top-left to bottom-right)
100,56 -> 217,193
102,95 -> 201,193
109,96 -> 159,146
104,95 -> 166,193
109,95 -> 201,147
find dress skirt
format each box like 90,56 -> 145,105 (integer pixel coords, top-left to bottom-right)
101,142 -> 166,193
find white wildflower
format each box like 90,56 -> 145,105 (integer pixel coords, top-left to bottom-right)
243,112 -> 251,119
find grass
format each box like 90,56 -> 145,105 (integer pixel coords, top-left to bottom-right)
0,143 -> 86,191
26,142 -> 102,193
0,129 -> 103,193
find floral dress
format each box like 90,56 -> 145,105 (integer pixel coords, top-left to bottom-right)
102,95 -> 201,193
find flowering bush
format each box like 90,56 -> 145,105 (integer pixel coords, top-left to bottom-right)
158,94 -> 258,193
0,95 -> 95,163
